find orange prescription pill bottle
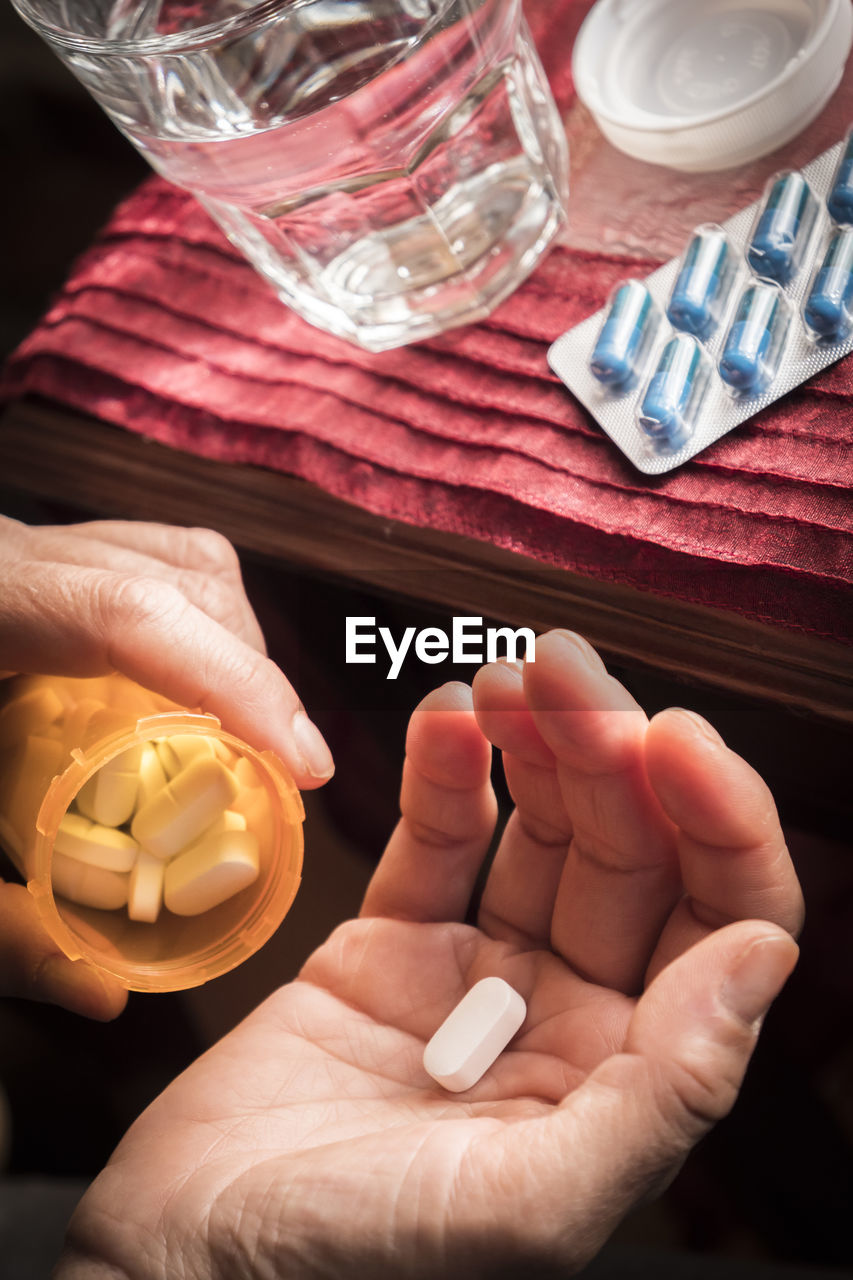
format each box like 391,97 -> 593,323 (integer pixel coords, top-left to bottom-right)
0,673 -> 304,992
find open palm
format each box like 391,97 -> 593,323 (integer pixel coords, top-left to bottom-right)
58,632 -> 803,1280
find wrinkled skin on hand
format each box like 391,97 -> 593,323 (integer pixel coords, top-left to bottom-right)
55,631 -> 802,1279
0,517 -> 333,1018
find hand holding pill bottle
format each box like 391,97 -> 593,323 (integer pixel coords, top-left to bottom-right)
0,672 -> 304,992
0,516 -> 327,1011
57,632 -> 803,1279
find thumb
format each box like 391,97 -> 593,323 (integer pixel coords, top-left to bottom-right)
0,881 -> 127,1019
480,921 -> 798,1270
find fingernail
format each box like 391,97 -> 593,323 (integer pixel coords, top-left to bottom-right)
550,630 -> 606,673
668,708 -> 723,744
291,712 -> 335,780
722,935 -> 799,1024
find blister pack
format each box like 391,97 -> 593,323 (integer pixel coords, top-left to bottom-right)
548,134 -> 853,475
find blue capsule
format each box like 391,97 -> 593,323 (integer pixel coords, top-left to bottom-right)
828,132 -> 853,226
667,225 -> 733,340
747,172 -> 818,286
719,282 -> 790,397
590,280 -> 657,389
804,227 -> 853,342
638,334 -> 709,454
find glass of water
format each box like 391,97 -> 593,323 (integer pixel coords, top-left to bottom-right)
11,0 -> 569,351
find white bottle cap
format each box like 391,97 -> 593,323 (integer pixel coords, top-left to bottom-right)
572,0 -> 853,172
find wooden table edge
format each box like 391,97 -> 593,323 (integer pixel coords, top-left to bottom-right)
2,397 -> 850,725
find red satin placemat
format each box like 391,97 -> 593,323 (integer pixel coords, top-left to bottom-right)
2,0 -> 851,644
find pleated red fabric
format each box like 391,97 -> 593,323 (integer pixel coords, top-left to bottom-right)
2,0 -> 852,644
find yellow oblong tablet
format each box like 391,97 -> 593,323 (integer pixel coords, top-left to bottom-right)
51,852 -> 130,911
75,744 -> 144,828
54,814 -> 138,873
131,756 -> 239,860
164,829 -> 260,916
136,743 -> 168,810
128,850 -> 165,924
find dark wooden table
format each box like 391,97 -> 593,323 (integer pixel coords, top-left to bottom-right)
2,397 -> 851,728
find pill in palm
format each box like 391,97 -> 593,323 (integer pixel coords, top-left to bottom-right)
51,850 -> 130,910
131,756 -> 239,860
164,828 -> 260,916
423,977 -> 527,1093
128,849 -> 165,923
54,813 -> 138,873
75,744 -> 144,827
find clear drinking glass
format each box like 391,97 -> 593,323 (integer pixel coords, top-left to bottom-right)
11,0 -> 570,351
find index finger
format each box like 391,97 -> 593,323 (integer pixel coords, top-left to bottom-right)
360,682 -> 497,923
0,561 -> 334,789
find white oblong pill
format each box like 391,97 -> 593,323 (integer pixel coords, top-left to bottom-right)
72,774 -> 98,820
54,814 -> 138,873
155,738 -> 182,780
128,850 -> 165,923
181,808 -> 246,855
136,742 -> 168,809
51,851 -> 129,910
423,977 -> 527,1093
54,812 -> 93,847
75,744 -> 144,828
164,829 -> 260,916
131,756 -> 239,860
167,734 -> 216,770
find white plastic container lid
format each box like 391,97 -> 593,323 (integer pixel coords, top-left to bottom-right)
572,0 -> 853,172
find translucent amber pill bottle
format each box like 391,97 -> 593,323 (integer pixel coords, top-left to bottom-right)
0,673 -> 304,992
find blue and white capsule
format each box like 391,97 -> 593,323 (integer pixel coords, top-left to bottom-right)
637,334 -> 710,454
827,130 -> 853,226
666,224 -> 734,340
746,171 -> 818,287
590,280 -> 658,390
804,227 -> 853,342
719,282 -> 791,397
